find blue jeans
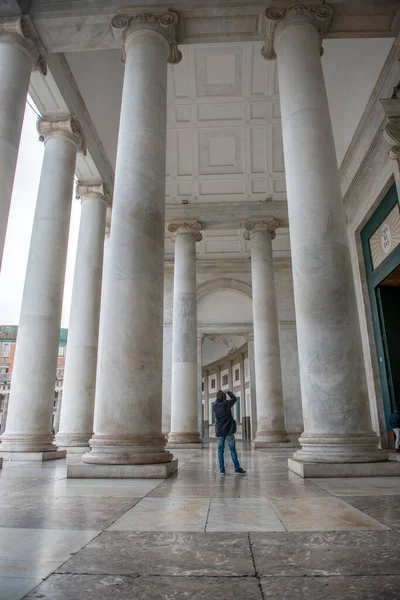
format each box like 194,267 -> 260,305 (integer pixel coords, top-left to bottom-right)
217,434 -> 240,470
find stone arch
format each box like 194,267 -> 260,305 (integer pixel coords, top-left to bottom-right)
196,278 -> 252,302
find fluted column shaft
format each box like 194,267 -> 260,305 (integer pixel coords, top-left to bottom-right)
0,117 -> 83,456
0,17 -> 46,269
270,6 -> 384,463
168,223 -> 202,448
81,11 -> 181,470
245,222 -> 289,446
56,183 -> 109,453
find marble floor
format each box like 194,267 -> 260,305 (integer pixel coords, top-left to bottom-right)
0,444 -> 400,599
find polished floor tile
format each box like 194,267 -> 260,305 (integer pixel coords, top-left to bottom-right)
56,532 -> 254,576
0,577 -> 42,600
0,496 -> 139,530
0,528 -> 99,561
108,498 -> 210,532
0,559 -> 62,579
26,574 -> 262,599
269,496 -> 389,531
1,445 -> 400,599
206,498 -> 285,531
18,479 -> 162,498
234,479 -> 330,499
312,477 -> 400,496
261,575 -> 400,599
344,496 -> 400,529
250,530 -> 400,576
148,485 -> 239,498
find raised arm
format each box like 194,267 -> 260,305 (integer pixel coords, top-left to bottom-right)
226,391 -> 238,407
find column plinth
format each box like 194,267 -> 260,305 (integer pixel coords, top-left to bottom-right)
68,11 -> 181,478
56,183 -> 109,455
167,221 -> 203,449
0,117 -> 84,460
245,220 -> 290,448
0,16 -> 46,270
265,4 -> 398,475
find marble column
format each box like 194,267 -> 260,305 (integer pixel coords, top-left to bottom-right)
68,10 -> 182,478
0,117 -> 85,460
264,4 -> 394,476
246,333 -> 258,441
56,183 -> 109,454
244,220 -> 289,447
53,391 -> 62,434
239,354 -> 249,440
0,17 -> 46,269
203,369 -> 210,439
197,333 -> 204,439
167,221 -> 203,449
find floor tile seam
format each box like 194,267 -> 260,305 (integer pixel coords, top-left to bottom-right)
247,532 -> 266,600
204,498 -> 212,532
259,573 -> 400,578
53,572 -> 259,579
261,498 -> 288,531
324,496 -> 393,531
35,495 -> 143,586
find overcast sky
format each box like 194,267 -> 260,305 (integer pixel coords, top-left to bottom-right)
0,101 -> 81,328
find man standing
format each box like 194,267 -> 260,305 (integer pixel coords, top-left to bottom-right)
213,390 -> 246,475
390,408 -> 400,454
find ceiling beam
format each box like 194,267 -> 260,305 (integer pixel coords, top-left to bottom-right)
29,1 -> 400,54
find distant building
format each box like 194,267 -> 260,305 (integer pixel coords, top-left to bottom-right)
0,326 -> 68,434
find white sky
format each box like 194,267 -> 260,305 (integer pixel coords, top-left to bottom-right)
0,101 -> 81,328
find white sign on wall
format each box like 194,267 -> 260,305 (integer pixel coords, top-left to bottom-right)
369,204 -> 400,270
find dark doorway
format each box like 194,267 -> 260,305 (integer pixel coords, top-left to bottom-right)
377,265 -> 400,411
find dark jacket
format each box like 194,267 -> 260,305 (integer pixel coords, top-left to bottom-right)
213,392 -> 237,437
390,412 -> 400,429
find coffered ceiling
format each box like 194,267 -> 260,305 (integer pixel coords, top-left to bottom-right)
60,37 -> 393,261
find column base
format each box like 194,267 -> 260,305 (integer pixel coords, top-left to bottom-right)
288,457 -> 400,478
0,450 -> 66,462
82,434 -> 173,465
166,442 -> 203,449
253,431 -> 290,446
58,446 -> 88,456
67,458 -> 178,479
167,432 -> 203,448
294,433 -> 388,463
253,441 -> 297,448
55,432 -> 91,448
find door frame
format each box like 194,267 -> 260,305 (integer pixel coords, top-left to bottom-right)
361,184 -> 400,427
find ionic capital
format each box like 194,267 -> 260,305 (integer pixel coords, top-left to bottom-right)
0,16 -> 46,75
244,219 -> 280,241
261,3 -> 334,60
76,181 -> 111,205
111,9 -> 182,65
381,99 -> 400,161
37,117 -> 86,155
167,220 -> 202,242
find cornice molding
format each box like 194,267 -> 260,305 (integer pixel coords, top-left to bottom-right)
111,9 -> 181,64
165,200 -> 289,230
381,98 -> 400,161
0,15 -> 46,74
37,116 -> 86,154
243,218 -> 280,240
167,220 -> 202,242
262,3 -> 334,60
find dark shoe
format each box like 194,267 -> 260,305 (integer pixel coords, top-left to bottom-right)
396,449 -> 400,454
235,468 -> 246,475
220,468 -> 225,474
